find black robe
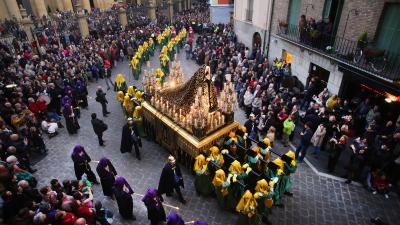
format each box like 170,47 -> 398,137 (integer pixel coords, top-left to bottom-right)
143,197 -> 166,224
158,163 -> 184,195
96,165 -> 117,197
71,154 -> 97,183
120,123 -> 139,153
113,187 -> 134,219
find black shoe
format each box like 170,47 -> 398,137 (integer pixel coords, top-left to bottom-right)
103,114 -> 108,117
166,193 -> 173,197
284,192 -> 293,196
180,199 -> 187,204
29,168 -> 38,174
107,87 -> 110,91
131,215 -> 136,221
106,111 -> 111,114
345,180 -> 352,184
136,156 -> 141,160
275,203 -> 284,208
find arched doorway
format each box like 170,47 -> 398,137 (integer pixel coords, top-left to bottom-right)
252,32 -> 262,52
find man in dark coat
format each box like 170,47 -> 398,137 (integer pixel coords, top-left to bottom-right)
95,86 -> 110,117
120,117 -> 141,160
295,122 -> 314,162
158,156 -> 186,204
91,113 -> 108,147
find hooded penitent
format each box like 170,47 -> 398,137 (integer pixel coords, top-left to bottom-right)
96,157 -> 116,179
117,91 -> 124,102
166,211 -> 184,225
209,146 -> 224,167
236,190 -> 257,218
114,74 -> 127,92
133,106 -> 142,119
114,176 -> 134,195
229,160 -> 242,174
212,169 -> 226,187
193,154 -> 207,173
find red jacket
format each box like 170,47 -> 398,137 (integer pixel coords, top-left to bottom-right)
76,205 -> 96,223
61,212 -> 77,225
373,176 -> 389,191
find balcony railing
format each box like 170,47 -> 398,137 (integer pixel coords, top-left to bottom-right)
277,24 -> 400,82
246,9 -> 253,22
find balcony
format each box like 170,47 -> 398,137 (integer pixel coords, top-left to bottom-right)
276,24 -> 400,82
245,9 -> 253,22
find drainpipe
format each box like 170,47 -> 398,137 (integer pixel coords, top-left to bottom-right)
265,0 -> 275,58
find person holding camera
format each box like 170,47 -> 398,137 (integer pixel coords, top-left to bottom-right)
95,86 -> 110,117
91,113 -> 108,147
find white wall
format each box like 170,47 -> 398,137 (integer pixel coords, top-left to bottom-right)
269,35 -> 344,95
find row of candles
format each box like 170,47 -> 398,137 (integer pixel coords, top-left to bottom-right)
150,93 -> 226,132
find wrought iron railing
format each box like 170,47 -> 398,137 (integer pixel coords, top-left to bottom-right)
277,24 -> 400,82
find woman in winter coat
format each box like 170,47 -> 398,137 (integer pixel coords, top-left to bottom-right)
243,86 -> 254,118
311,123 -> 327,156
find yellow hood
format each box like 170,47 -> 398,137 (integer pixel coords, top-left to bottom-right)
212,169 -> 226,187
236,190 -> 257,218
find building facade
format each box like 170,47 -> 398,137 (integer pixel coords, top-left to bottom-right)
233,0 -> 274,54
236,0 -> 400,105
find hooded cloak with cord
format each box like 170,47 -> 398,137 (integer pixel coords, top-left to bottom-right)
113,176 -> 135,219
71,145 -> 97,183
142,188 -> 166,224
96,157 -> 117,197
193,154 -> 214,196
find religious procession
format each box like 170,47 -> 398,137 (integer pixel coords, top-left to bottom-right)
0,0 -> 399,225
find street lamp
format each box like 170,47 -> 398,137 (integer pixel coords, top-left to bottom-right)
343,8 -> 360,38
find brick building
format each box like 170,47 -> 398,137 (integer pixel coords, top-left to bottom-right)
235,0 -> 400,106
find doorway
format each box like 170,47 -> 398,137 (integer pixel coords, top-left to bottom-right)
322,0 -> 344,36
308,63 -> 330,93
252,32 -> 262,52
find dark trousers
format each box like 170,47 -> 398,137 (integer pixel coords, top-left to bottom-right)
295,143 -> 310,161
327,150 -> 342,172
132,141 -> 141,159
97,133 -> 104,146
166,186 -> 185,202
101,102 -> 108,116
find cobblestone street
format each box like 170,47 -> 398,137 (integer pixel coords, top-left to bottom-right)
33,50 -> 400,225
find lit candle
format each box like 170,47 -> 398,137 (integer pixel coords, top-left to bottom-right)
179,108 -> 182,117
222,115 -> 225,124
195,118 -> 198,128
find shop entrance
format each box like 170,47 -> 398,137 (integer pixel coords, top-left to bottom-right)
307,63 -> 330,94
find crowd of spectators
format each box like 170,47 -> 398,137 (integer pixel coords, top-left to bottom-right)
188,21 -> 400,198
0,0 -> 218,223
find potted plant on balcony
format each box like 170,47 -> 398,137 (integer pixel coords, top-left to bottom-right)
357,32 -> 368,49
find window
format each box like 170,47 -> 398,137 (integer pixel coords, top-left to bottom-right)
246,0 -> 254,21
322,0 -> 344,36
287,0 -> 302,27
376,3 -> 400,56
